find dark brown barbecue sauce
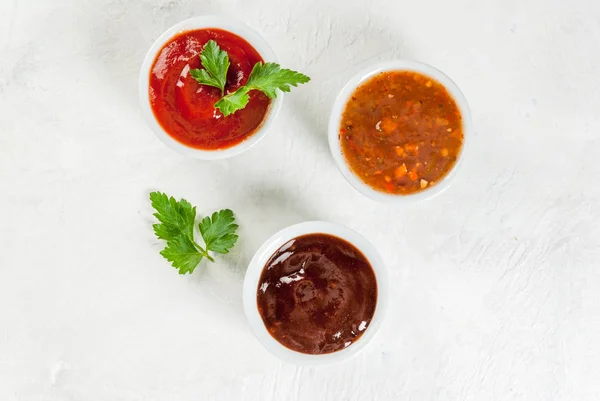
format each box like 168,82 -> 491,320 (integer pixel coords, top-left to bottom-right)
256,234 -> 378,354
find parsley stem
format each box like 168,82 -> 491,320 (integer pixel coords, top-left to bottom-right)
191,239 -> 215,262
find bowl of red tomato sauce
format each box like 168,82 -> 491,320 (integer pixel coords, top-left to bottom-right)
139,16 -> 282,159
328,60 -> 472,202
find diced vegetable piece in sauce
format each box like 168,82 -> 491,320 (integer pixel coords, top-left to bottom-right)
404,143 -> 419,155
339,71 -> 463,195
378,118 -> 398,133
394,164 -> 408,178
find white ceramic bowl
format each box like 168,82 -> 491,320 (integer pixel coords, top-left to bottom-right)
139,16 -> 282,159
243,221 -> 389,365
328,60 -> 473,203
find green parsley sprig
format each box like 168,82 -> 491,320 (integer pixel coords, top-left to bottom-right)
150,191 -> 239,274
190,40 -> 310,116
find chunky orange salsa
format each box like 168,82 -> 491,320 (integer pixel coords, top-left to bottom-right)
340,71 -> 463,195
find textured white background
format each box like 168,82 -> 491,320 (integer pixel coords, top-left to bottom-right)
1,0 -> 599,400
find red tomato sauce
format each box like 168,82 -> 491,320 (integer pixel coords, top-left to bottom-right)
149,29 -> 270,150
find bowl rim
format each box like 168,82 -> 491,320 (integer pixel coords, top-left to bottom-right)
138,15 -> 282,160
327,59 -> 473,203
242,221 -> 389,365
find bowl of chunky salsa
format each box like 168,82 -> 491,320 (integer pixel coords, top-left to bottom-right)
329,60 -> 472,202
243,221 -> 388,365
139,16 -> 282,159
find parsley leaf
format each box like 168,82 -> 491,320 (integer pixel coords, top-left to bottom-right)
189,40 -> 230,95
214,62 -> 310,116
160,235 -> 204,275
199,209 -> 239,254
245,62 -> 311,98
188,40 -> 310,117
150,191 -> 196,241
214,87 -> 250,117
149,192 -> 239,274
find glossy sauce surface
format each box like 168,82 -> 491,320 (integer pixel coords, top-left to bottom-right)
149,28 -> 270,150
340,70 -> 464,194
257,234 -> 377,354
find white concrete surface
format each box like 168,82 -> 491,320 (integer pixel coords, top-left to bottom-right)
1,0 -> 599,400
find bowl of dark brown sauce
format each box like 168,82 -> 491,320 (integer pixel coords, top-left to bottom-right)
243,221 -> 389,364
